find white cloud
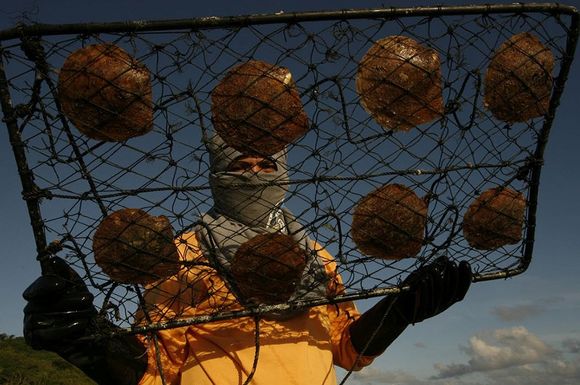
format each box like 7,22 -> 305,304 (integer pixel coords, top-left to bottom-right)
431,326 -> 580,384
434,326 -> 554,378
341,328 -> 580,385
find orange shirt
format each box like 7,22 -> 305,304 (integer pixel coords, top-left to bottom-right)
137,232 -> 374,385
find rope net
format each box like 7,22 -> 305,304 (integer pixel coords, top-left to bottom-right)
0,5 -> 576,350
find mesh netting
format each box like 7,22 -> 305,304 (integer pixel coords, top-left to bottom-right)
0,5 -> 577,347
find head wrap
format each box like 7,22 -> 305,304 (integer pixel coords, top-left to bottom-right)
206,133 -> 288,229
195,133 -> 328,317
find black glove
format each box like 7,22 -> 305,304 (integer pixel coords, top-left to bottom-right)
349,256 -> 472,356
23,256 -> 148,385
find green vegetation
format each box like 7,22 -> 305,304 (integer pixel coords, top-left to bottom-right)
0,333 -> 95,385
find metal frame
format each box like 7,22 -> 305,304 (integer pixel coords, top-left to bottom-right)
0,3 -> 578,331
0,3 -> 578,39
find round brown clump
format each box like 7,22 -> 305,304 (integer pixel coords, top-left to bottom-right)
211,60 -> 309,155
356,35 -> 444,132
93,208 -> 179,284
230,233 -> 307,305
58,43 -> 153,141
484,32 -> 554,123
351,184 -> 428,259
463,187 -> 526,250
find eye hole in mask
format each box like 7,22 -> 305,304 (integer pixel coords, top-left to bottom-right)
226,155 -> 278,174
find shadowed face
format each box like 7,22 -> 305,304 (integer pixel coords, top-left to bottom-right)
226,155 -> 277,174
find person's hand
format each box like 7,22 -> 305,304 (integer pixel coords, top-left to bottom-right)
349,256 -> 472,356
394,256 -> 472,324
23,256 -> 148,385
23,256 -> 96,352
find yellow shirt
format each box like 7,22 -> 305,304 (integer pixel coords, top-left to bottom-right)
137,232 -> 374,385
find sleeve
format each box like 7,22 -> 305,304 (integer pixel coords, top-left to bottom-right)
314,243 -> 376,371
137,328 -> 189,385
137,232 -> 210,385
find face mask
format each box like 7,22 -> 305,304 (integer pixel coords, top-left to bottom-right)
206,133 -> 289,228
209,171 -> 288,228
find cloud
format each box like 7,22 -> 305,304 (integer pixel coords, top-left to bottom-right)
489,297 -> 565,322
429,326 -> 580,384
348,367 -> 426,385
433,326 -> 555,378
343,328 -> 580,385
562,338 -> 580,354
490,304 -> 545,322
481,357 -> 580,385
347,367 -> 486,385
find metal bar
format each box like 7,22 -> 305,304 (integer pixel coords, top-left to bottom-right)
0,46 -> 48,262
110,267 -> 497,334
24,159 -> 530,201
103,266 -> 529,334
111,284 -> 406,336
0,3 -> 577,41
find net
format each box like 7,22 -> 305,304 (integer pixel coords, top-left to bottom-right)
0,2 -> 577,351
